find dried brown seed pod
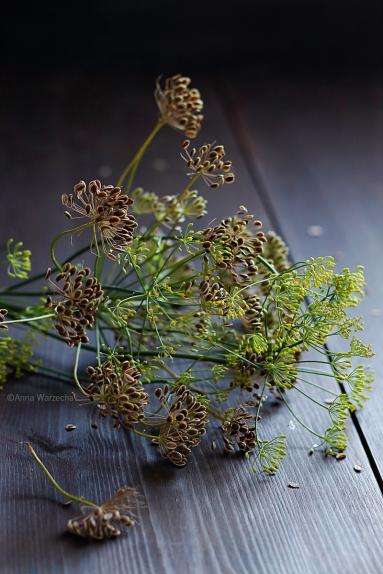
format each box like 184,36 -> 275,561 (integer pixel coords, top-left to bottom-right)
46,264 -> 104,347
155,74 -> 203,138
153,386 -> 208,466
181,140 -> 235,189
62,180 -> 137,260
221,406 -> 257,453
86,358 -> 148,426
67,486 -> 144,540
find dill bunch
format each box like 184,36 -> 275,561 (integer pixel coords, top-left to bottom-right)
1,75 -> 375,538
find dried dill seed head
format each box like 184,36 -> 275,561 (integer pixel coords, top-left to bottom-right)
62,180 -> 138,260
153,385 -> 208,466
46,263 -> 103,347
86,359 -> 148,426
199,279 -> 227,308
181,140 -> 235,189
221,406 -> 257,453
67,486 -> 144,540
241,293 -> 263,331
261,231 -> 290,273
202,210 -> 266,284
155,74 -> 203,138
0,308 -> 8,330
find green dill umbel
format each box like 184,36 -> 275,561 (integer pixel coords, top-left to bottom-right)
0,73 -> 374,491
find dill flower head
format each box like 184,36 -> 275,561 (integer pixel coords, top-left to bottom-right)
0,308 -> 8,330
62,180 -> 138,260
67,486 -> 144,540
181,140 -> 235,189
153,385 -> 208,466
86,358 -> 148,426
202,208 -> 267,283
222,406 -> 257,453
155,74 -> 203,138
46,263 -> 104,347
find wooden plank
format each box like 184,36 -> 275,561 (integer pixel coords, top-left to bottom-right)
223,79 -> 383,471
1,74 -> 383,573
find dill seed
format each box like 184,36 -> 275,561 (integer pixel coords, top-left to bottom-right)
65,424 -> 77,432
336,453 -> 346,461
288,482 -> 301,489
353,464 -> 363,473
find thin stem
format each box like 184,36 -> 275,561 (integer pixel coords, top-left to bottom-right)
116,119 -> 165,190
27,443 -> 98,508
257,255 -> 279,275
130,428 -> 158,440
278,391 -> 324,440
3,313 -> 55,325
50,224 -> 90,269
73,343 -> 88,396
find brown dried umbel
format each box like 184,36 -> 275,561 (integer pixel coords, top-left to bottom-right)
0,308 -> 8,330
62,180 -> 138,260
46,263 -> 103,346
199,278 -> 227,309
181,140 -> 235,189
222,406 -> 257,453
86,359 -> 148,427
153,385 -> 208,466
155,74 -> 204,138
241,293 -> 263,331
202,210 -> 267,284
67,487 -> 144,540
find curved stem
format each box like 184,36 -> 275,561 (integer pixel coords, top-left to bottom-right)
117,119 -> 165,191
27,443 -> 98,508
73,343 -> 88,396
50,224 -> 91,270
3,313 -> 55,325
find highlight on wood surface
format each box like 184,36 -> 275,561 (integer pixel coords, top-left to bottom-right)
0,74 -> 374,539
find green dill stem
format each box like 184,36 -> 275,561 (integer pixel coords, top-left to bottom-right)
27,443 -> 98,509
256,255 -> 279,275
116,118 -> 165,190
138,350 -> 226,364
278,391 -> 325,440
95,322 -> 101,366
3,313 -> 55,325
159,250 -> 204,283
92,224 -> 103,280
255,381 -> 267,449
73,343 -> 88,396
178,174 -> 200,202
50,224 -> 91,270
131,428 -> 158,440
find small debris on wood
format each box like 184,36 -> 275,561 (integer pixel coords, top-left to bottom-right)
65,424 -> 77,432
288,420 -> 296,430
211,440 -> 216,451
336,453 -> 346,461
288,482 -> 302,489
63,500 -> 72,507
91,422 -> 98,429
307,225 -> 324,237
353,464 -> 363,473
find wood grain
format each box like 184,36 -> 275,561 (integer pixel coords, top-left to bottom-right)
1,74 -> 383,573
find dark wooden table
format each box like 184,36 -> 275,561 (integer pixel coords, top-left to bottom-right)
1,73 -> 382,574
